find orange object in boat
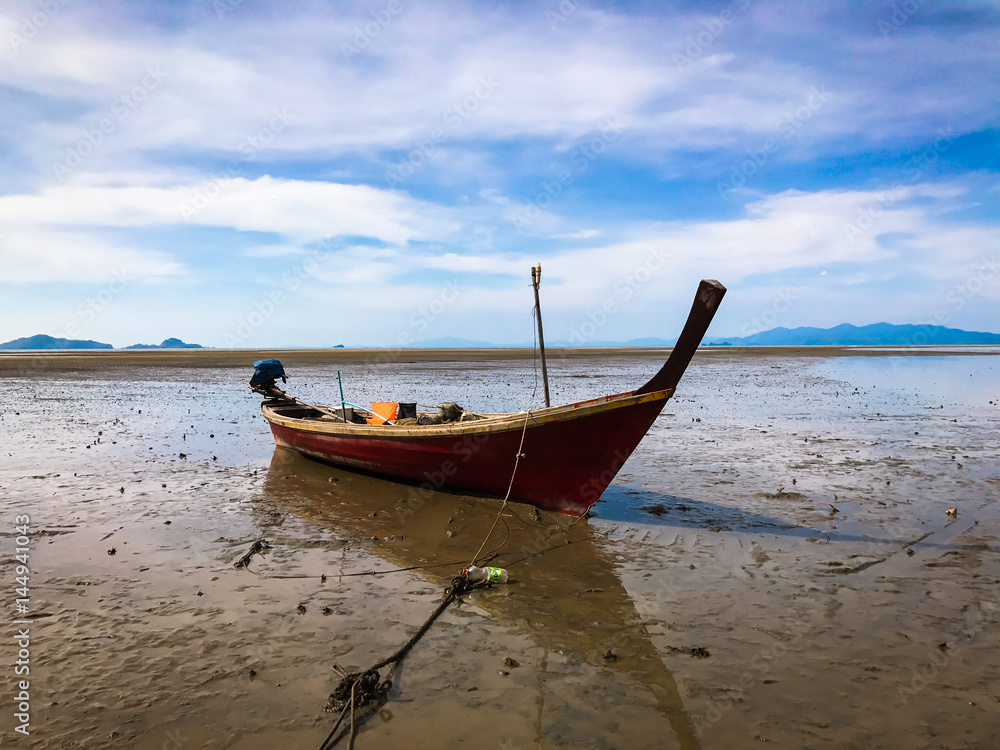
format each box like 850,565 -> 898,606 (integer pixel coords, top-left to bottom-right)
367,402 -> 398,425
256,280 -> 727,516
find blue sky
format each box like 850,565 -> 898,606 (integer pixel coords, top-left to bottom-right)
0,0 -> 998,347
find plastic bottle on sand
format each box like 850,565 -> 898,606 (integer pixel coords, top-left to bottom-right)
463,566 -> 509,584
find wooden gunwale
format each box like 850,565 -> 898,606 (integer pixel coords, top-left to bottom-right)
261,387 -> 674,439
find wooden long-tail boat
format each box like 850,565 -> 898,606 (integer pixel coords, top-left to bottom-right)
254,279 -> 725,516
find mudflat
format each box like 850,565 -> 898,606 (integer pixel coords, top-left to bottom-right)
1,343 -> 996,375
1,349 -> 998,748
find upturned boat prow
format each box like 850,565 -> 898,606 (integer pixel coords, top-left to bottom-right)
254,279 -> 726,516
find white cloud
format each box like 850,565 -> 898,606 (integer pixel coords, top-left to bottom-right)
0,175 -> 454,247
4,1 -> 997,170
478,183 -> 1000,336
0,229 -> 182,283
2,175 -> 993,313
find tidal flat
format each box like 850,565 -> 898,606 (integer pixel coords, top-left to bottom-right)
1,347 -> 998,749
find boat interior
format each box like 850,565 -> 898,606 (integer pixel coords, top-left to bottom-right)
263,397 -> 489,427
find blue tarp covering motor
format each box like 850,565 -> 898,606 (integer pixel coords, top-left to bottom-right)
250,359 -> 286,389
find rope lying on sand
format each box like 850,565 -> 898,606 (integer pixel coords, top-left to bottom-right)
317,573 -> 478,750
275,390 -> 589,748
313,400 -> 595,749
315,412 -> 532,749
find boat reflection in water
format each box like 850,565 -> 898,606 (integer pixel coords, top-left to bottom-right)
263,447 -> 701,749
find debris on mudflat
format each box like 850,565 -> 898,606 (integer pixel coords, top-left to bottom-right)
234,538 -> 272,569
667,645 -> 711,659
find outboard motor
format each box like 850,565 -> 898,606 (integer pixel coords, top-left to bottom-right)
250,359 -> 287,393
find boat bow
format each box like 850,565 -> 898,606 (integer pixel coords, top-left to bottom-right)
256,279 -> 726,514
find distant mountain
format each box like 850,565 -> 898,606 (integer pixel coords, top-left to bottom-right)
124,338 -> 202,349
0,334 -> 112,350
391,323 -> 1000,349
706,323 -> 1000,346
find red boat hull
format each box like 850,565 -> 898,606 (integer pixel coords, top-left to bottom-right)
267,392 -> 668,515
257,279 -> 727,516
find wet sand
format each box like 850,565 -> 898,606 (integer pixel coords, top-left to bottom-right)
1,344 -> 997,375
1,349 -> 998,748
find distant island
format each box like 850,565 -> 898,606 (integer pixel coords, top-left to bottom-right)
124,338 -> 202,349
0,334 -> 113,350
705,323 -> 1000,347
0,335 -> 202,350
